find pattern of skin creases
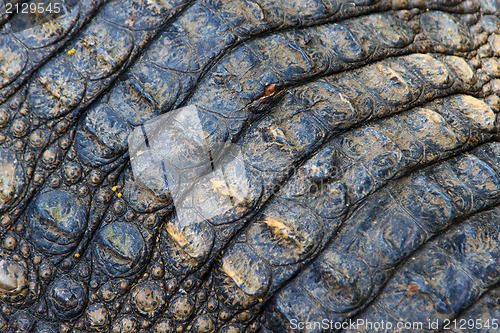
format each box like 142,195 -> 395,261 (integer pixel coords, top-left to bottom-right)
449,281 -> 500,333
261,139 -> 500,332
113,12 -> 491,333
0,0 -> 193,230
0,0 -> 498,333
0,0 -> 106,103
89,5 -> 496,333
188,90 -> 497,332
39,4 -> 469,333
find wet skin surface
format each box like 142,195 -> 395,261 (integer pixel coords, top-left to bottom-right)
0,0 -> 499,332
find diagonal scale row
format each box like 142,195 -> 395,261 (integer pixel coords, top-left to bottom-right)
183,91 -> 497,332
448,282 -> 500,333
75,0 -> 485,169
344,164 -> 500,332
76,0 -> 484,173
261,140 -> 500,332
0,0 -> 107,103
108,48 -> 488,332
74,0 -> 420,169
0,0 -> 194,229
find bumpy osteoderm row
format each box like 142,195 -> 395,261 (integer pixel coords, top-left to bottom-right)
183,91 -> 497,331
76,1 -> 417,169
262,139 -> 500,332
117,47 -> 490,333
0,0 -> 106,103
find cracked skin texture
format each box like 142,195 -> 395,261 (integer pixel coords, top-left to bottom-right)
0,0 -> 499,332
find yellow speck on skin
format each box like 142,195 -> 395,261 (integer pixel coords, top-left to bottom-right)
74,253 -> 80,258
112,186 -> 117,192
117,192 -> 122,198
67,48 -> 76,55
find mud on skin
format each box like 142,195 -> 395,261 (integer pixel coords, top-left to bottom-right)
0,0 -> 499,332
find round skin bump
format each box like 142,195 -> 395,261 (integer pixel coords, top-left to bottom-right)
74,104 -> 133,167
130,281 -> 166,318
0,259 -> 28,301
27,190 -> 88,257
0,148 -> 25,213
47,278 -> 88,321
9,310 -> 35,333
420,11 -> 473,52
93,222 -> 146,278
87,303 -> 110,329
0,35 -> 28,88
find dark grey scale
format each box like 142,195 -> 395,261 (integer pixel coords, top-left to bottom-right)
348,202 -> 500,332
420,10 -> 474,53
0,0 -> 104,104
26,190 -> 88,263
184,91 -> 496,331
7,310 -> 35,333
261,141 -> 500,332
448,286 -> 500,333
92,222 -> 147,278
34,322 -> 58,333
46,278 -> 88,321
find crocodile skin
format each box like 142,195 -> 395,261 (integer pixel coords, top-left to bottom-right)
0,0 -> 498,332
